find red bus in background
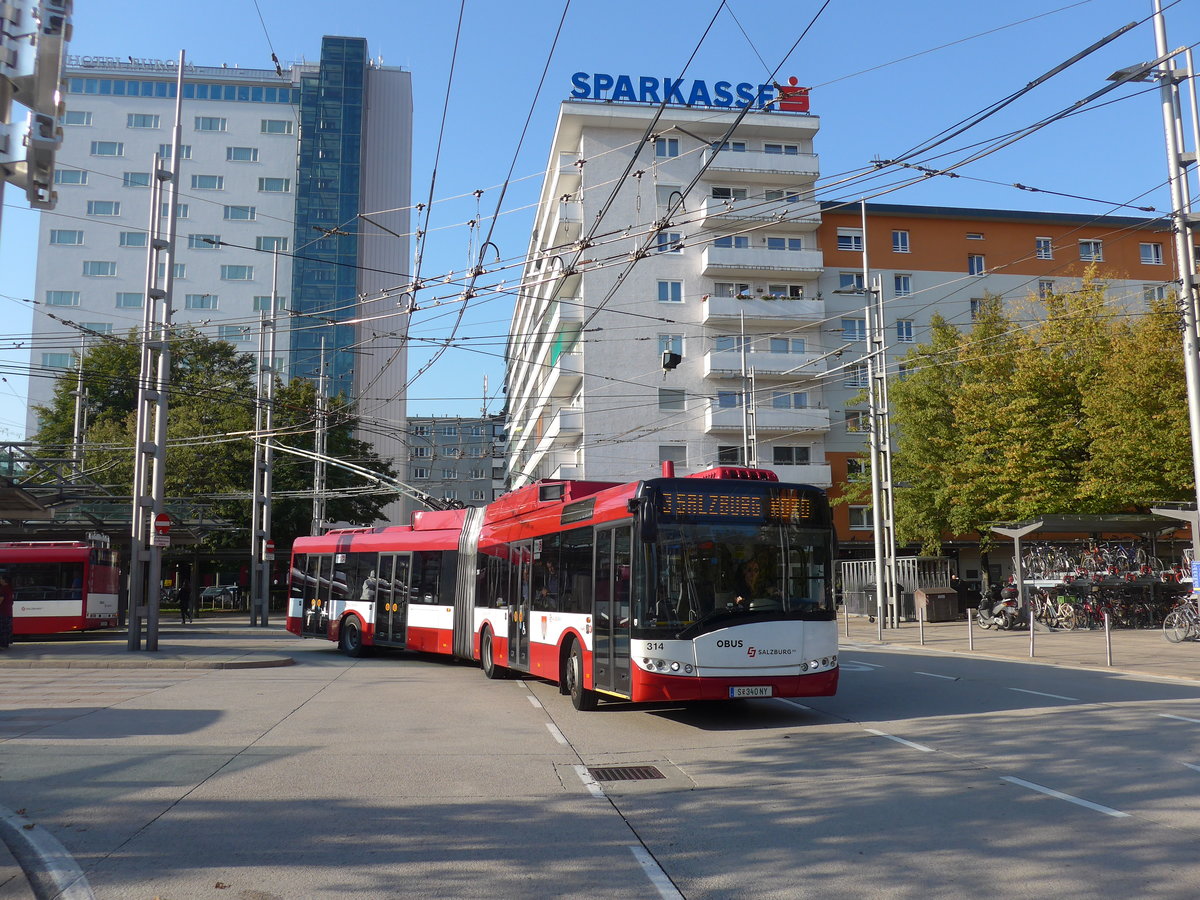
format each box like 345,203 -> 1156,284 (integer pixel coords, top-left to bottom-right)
0,541 -> 120,635
288,466 -> 839,711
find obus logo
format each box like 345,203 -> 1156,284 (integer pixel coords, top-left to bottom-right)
570,73 -> 810,113
716,639 -> 743,648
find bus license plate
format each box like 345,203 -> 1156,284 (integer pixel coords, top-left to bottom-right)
730,686 -> 772,698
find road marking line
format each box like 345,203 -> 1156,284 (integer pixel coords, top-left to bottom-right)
0,804 -> 94,899
1009,688 -> 1080,702
573,764 -> 605,798
1183,763 -> 1200,773
864,728 -> 935,752
526,695 -> 542,709
1160,713 -> 1200,724
915,671 -> 959,681
545,723 -> 568,745
780,699 -> 814,712
846,660 -> 884,668
1001,776 -> 1130,818
630,845 -> 684,899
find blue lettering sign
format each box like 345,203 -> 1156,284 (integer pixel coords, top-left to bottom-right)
568,73 -> 805,112
593,73 -> 614,95
687,80 -> 712,106
639,76 -> 660,104
734,82 -> 755,107
713,81 -> 733,107
570,72 -> 590,99
663,77 -> 686,105
612,74 -> 637,102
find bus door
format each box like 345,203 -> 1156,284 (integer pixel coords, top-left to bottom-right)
508,542 -> 531,669
593,525 -> 632,697
302,554 -> 332,637
374,553 -> 410,645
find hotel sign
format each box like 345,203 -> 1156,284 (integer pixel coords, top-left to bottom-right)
570,73 -> 809,112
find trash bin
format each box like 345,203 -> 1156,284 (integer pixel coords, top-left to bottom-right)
915,588 -> 957,622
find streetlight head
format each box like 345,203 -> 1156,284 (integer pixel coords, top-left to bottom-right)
1107,63 -> 1156,83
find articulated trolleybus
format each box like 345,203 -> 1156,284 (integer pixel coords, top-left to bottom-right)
0,540 -> 120,635
288,465 -> 838,710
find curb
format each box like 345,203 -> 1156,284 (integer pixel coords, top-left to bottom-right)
0,656 -> 296,670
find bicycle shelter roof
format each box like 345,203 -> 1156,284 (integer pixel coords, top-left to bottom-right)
988,513 -> 1191,538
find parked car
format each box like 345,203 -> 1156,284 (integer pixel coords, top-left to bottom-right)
200,584 -> 241,609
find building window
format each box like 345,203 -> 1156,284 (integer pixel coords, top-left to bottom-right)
711,140 -> 746,152
717,391 -> 741,408
966,232 -> 984,241
659,445 -> 687,467
771,391 -> 808,409
115,292 -> 143,308
122,171 -> 151,188
440,425 -> 458,436
659,389 -> 686,411
261,119 -> 293,134
220,265 -> 253,281
845,411 -> 866,432
892,230 -> 910,253
896,319 -> 914,343
470,489 -> 486,502
64,110 -> 92,125
713,235 -> 749,249
773,446 -> 811,466
218,325 -> 251,343
126,113 -> 160,129
712,186 -> 748,202
658,334 -> 683,355
837,228 -> 864,252
655,137 -> 679,158
54,169 -> 87,185
655,232 -> 682,253
223,205 -> 256,220
45,290 -> 80,306
119,231 -> 148,247
849,506 -> 873,530
257,177 -> 291,192
42,353 -> 73,369
256,236 -> 289,252
763,142 -> 800,155
253,295 -> 286,311
195,116 -> 228,132
717,445 -> 743,465
844,365 -> 869,388
839,272 -> 864,291
1038,280 -> 1055,299
82,261 -> 116,277
185,294 -> 218,310
412,446 -> 431,458
657,280 -> 682,302
764,189 -> 800,203
893,274 -> 912,297
842,318 -> 866,341
1079,240 -> 1103,262
714,282 -> 750,297
156,262 -> 186,279
1144,284 -> 1169,302
162,203 -> 190,218
714,335 -> 748,353
159,144 -> 192,159
968,254 -> 986,276
90,141 -> 123,156
1140,242 -> 1164,265
188,234 -> 221,249
49,229 -> 84,245
80,322 -> 113,335
1035,237 -> 1053,260
191,174 -> 224,190
411,467 -> 429,480
766,283 -> 804,298
86,200 -> 120,217
846,458 -> 867,479
970,298 -> 983,320
226,146 -> 260,162
765,236 -> 803,251
769,337 -> 806,354
440,469 -> 457,480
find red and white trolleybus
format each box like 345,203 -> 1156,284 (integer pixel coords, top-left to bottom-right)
0,540 -> 120,635
287,465 -> 839,709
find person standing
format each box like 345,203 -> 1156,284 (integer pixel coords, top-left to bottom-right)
0,572 -> 13,648
177,570 -> 193,624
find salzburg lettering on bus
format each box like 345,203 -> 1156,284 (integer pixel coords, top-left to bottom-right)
660,491 -> 765,519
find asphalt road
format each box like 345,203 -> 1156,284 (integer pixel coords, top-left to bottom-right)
2,628 -> 1200,899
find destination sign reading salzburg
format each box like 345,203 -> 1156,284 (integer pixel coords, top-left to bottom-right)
658,489 -> 814,522
570,73 -> 810,112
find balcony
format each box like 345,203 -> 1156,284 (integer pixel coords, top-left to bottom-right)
550,200 -> 582,245
556,150 -> 581,192
704,349 -> 827,379
705,405 -> 831,434
705,148 -> 820,183
702,245 -> 824,276
701,294 -> 823,325
700,197 -> 821,230
546,350 -> 582,400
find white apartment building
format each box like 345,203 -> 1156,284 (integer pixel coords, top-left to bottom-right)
27,38 -> 413,519
506,93 -> 829,489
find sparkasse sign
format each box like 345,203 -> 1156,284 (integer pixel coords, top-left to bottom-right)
570,73 -> 810,112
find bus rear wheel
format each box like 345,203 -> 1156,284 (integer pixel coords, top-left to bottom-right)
481,629 -> 507,680
566,641 -> 597,711
341,618 -> 368,658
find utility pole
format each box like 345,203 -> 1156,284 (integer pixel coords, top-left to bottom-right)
70,333 -> 85,477
250,252 -> 278,626
739,311 -> 758,467
311,336 -> 328,536
128,51 -> 184,652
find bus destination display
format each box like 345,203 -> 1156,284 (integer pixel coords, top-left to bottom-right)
657,488 -> 814,522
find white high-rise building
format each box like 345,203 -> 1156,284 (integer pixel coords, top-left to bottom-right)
506,86 -> 828,488
27,37 -> 413,519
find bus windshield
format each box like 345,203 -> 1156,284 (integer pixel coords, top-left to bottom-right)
641,521 -> 834,637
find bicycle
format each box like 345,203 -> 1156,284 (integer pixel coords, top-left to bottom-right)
1163,597 -> 1200,643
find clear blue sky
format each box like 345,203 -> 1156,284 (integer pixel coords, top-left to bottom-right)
0,0 -> 1195,438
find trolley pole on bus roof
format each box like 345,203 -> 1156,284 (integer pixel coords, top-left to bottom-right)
128,51 -> 184,651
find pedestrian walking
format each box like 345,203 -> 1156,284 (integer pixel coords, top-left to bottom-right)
0,572 -> 12,648
178,570 -> 193,624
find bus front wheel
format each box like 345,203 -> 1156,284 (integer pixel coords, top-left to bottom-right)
566,641 -> 597,711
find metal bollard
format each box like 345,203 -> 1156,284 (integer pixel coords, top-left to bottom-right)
1104,611 -> 1112,667
1029,606 -> 1035,658
844,603 -> 850,638
919,605 -> 925,645
967,607 -> 974,651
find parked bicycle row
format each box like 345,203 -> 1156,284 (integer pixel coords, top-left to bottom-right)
976,583 -> 1192,633
1021,541 -> 1192,584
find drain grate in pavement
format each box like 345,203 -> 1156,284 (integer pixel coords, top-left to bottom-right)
588,765 -> 665,782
